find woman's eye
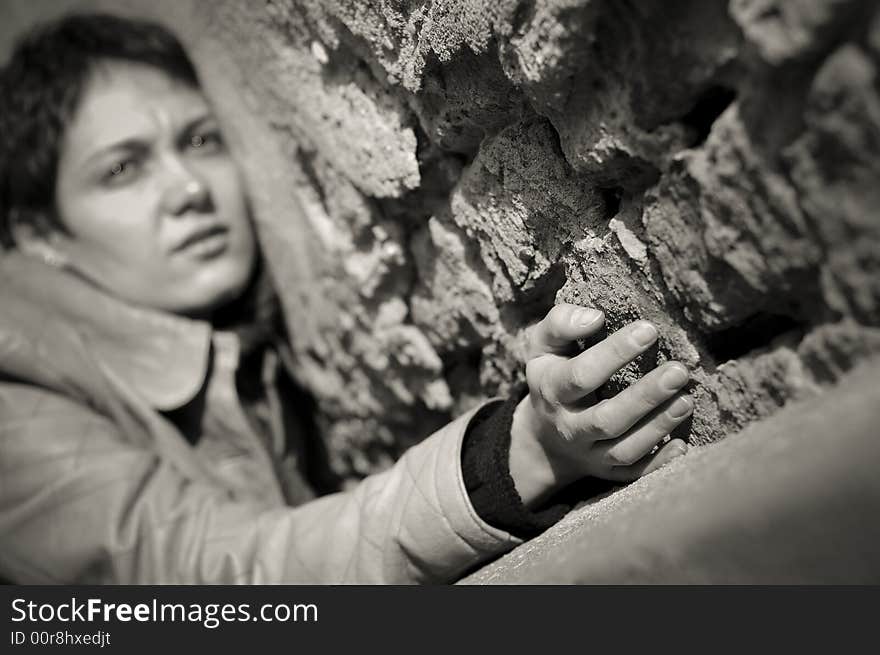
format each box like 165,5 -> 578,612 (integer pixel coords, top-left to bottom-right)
103,159 -> 138,185
188,130 -> 223,152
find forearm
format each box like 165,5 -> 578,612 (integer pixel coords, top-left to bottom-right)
308,408 -> 520,583
0,387 -> 517,584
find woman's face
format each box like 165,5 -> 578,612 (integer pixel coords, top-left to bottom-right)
50,60 -> 257,317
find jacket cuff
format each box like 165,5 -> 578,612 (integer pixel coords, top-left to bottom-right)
385,402 -> 525,581
462,387 -> 570,539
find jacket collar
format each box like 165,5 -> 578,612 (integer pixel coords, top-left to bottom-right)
0,251 -> 212,411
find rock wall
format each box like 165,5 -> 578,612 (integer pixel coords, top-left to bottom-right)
4,0 -> 880,483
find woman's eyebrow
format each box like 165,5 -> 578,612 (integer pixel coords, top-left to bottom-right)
77,112 -> 218,168
179,113 -> 217,135
81,138 -> 149,167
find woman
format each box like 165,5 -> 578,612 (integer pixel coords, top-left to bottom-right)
0,14 -> 693,583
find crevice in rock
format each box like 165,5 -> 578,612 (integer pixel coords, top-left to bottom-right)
511,0 -> 537,36
409,36 -> 530,156
679,85 -> 737,146
517,261 -> 568,323
401,208 -> 499,404
599,186 -> 624,219
539,114 -> 571,168
703,312 -> 805,365
441,343 -> 485,402
376,121 -> 468,227
498,260 -> 567,334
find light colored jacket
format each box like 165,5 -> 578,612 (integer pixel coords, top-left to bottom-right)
0,252 -> 519,583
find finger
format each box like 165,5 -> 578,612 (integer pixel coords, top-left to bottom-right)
575,361 -> 690,441
591,392 -> 694,466
605,438 -> 688,482
526,304 -> 604,359
543,320 -> 659,405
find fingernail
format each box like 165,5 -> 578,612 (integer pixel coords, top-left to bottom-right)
667,395 -> 694,418
631,321 -> 657,347
661,364 -> 689,391
570,307 -> 602,327
671,442 -> 688,458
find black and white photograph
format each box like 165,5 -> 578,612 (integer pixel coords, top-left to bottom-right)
0,0 -> 878,593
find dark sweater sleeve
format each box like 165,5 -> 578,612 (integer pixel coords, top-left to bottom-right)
461,388 -> 570,539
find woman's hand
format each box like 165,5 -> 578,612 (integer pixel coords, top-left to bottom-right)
509,303 -> 693,509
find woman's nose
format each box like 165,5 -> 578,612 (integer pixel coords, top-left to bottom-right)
161,164 -> 212,216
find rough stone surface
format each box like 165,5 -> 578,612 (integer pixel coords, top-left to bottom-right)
3,0 -> 879,482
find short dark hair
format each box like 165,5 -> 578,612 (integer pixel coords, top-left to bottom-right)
0,13 -> 200,246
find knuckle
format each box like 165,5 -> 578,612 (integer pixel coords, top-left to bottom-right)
525,358 -> 542,385
587,400 -> 615,438
526,361 -> 555,412
535,372 -> 558,408
524,325 -> 541,358
567,360 -> 591,392
654,416 -> 678,437
525,318 -> 541,341
635,381 -> 665,412
608,334 -> 634,362
606,443 -> 639,466
648,385 -> 676,409
555,412 -> 579,443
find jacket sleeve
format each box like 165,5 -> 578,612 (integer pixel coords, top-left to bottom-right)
0,382 -> 520,584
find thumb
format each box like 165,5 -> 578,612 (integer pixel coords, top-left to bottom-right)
526,304 -> 605,359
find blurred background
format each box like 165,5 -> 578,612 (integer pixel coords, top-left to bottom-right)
3,0 -> 879,582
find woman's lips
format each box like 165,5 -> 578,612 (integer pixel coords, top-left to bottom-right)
171,224 -> 229,258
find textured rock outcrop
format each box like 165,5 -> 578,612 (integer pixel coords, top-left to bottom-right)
3,0 -> 879,482
204,0 -> 880,480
